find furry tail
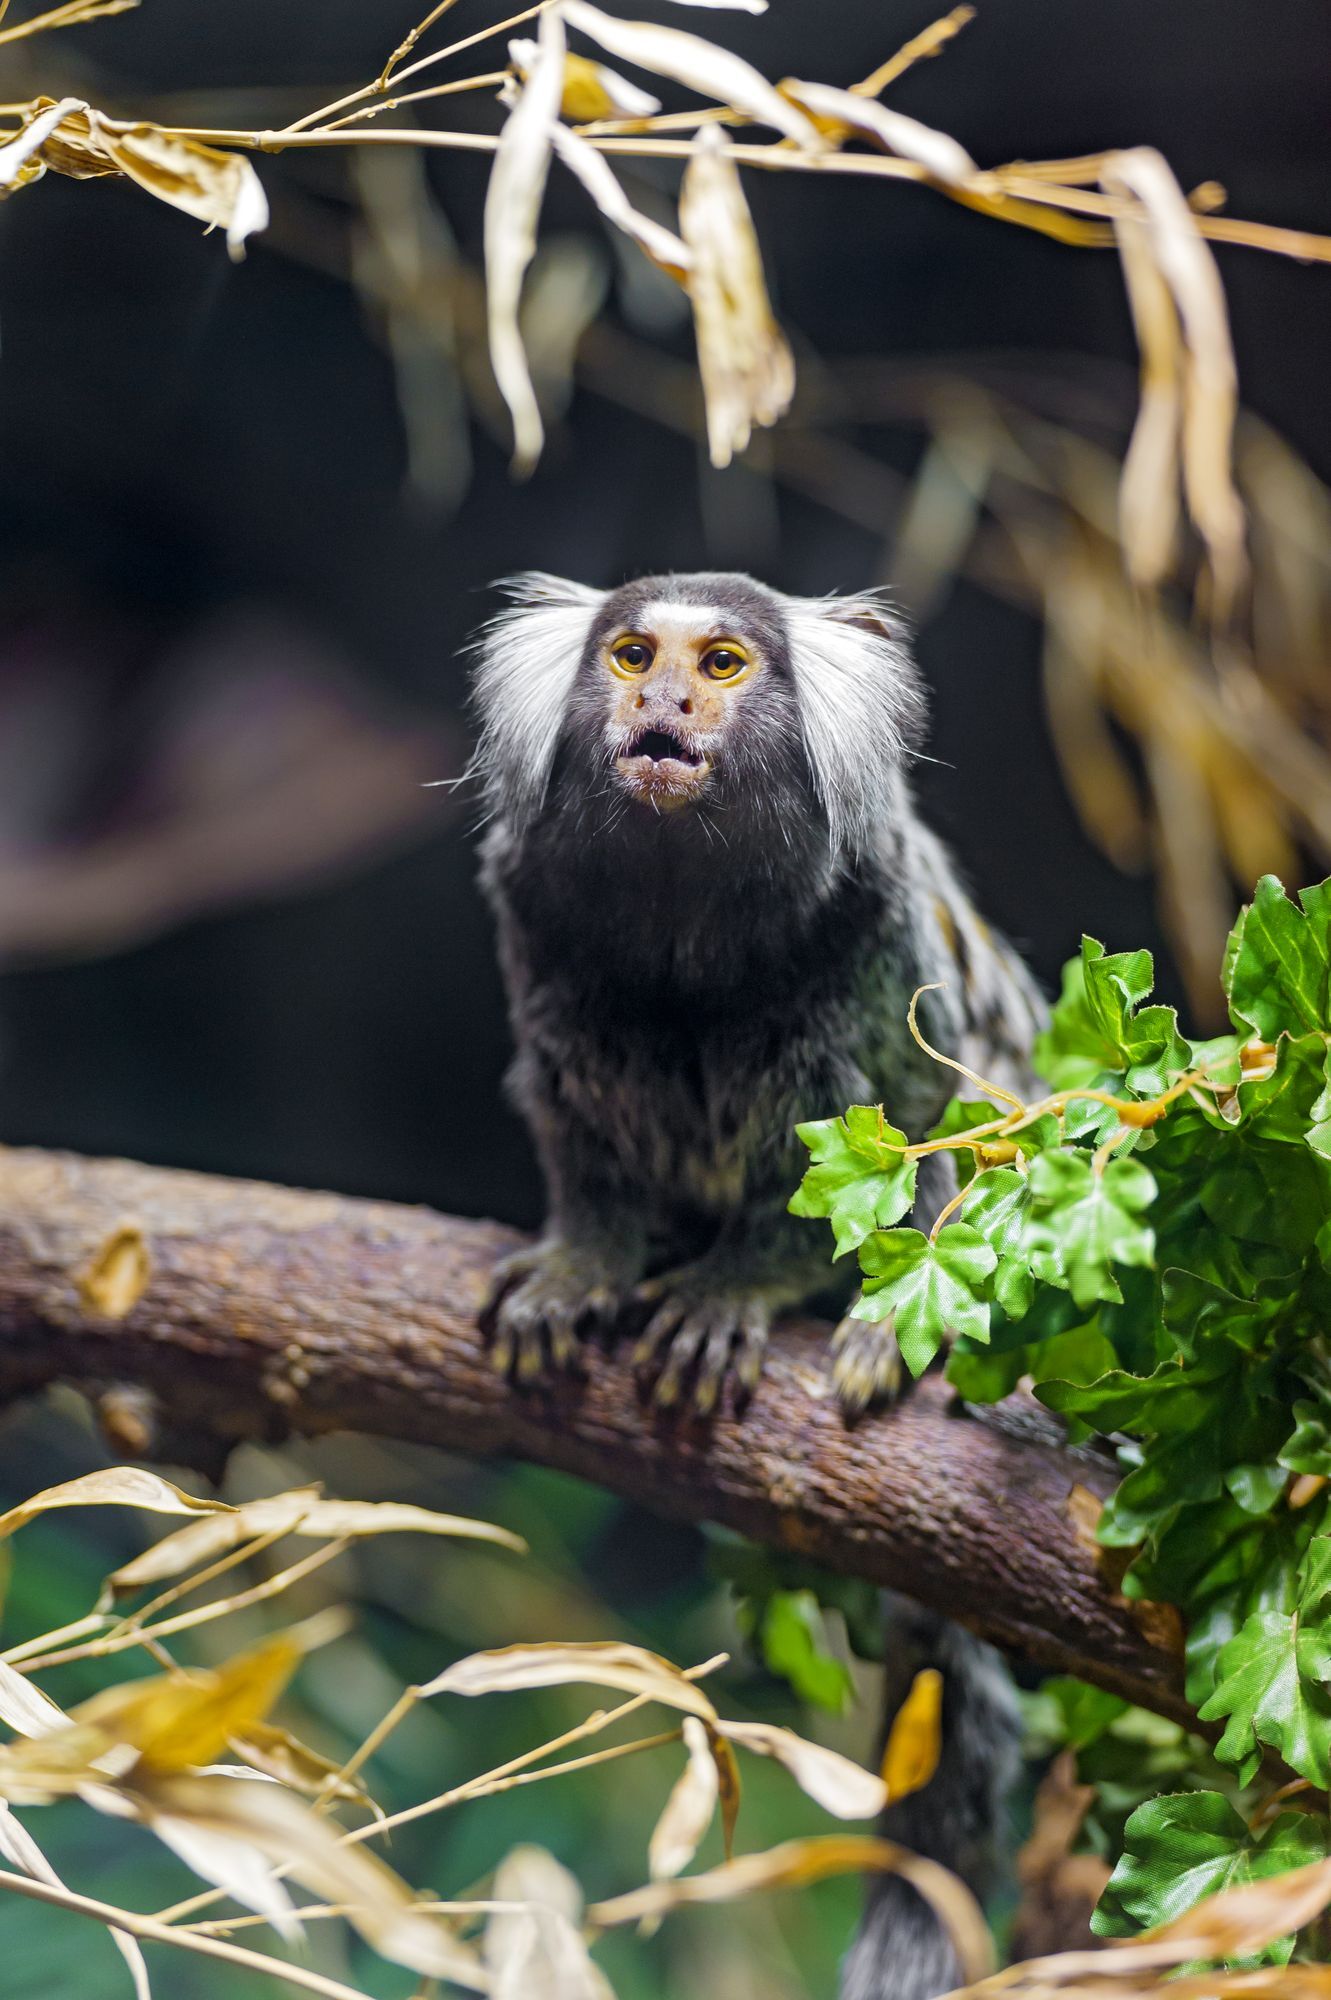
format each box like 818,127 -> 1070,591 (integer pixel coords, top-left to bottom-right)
840,1600 -> 1021,2000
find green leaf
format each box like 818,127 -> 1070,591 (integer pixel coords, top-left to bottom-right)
1225,875 -> 1331,1040
790,1106 -> 918,1257
1026,1151 -> 1156,1309
1197,1607 -> 1331,1785
1093,1791 -> 1331,1951
855,1224 -> 997,1377
959,1166 -> 1038,1319
757,1589 -> 854,1714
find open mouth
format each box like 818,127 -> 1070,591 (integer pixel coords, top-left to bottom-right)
615,726 -> 710,809
622,727 -> 704,767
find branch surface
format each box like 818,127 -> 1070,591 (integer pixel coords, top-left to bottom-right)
0,1145 -> 1188,1722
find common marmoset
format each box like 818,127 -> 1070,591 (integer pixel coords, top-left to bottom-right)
471,569 -> 1043,1412
469,568 -> 1044,1999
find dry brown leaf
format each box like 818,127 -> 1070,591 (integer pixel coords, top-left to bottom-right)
648,1716 -> 719,1881
0,1467 -> 229,1542
679,123 -> 794,466
100,1485 -> 524,1605
0,96 -> 267,255
486,1844 -> 615,1999
228,1721 -> 371,1806
708,1724 -> 741,1859
78,1224 -> 151,1320
721,1719 -> 887,1819
1108,181 -> 1183,589
485,5 -> 565,471
551,123 -> 691,281
881,1666 -> 943,1800
778,77 -> 979,187
419,1641 -> 721,1721
1103,147 -> 1246,617
588,1833 -> 993,1981
562,2 -> 821,149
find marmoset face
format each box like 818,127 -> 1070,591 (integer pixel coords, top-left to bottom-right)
583,575 -> 793,814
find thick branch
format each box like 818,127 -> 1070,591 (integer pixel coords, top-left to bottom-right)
0,1145 -> 1187,1722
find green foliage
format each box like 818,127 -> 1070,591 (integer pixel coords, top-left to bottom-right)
793,872 -> 1331,1960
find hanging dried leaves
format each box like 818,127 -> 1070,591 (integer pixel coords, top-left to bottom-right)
485,7 -> 566,471
679,124 -> 794,467
0,96 -> 267,255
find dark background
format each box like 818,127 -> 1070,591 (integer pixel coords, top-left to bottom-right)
0,3 -> 1327,1994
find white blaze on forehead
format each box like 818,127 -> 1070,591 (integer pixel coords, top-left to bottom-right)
630,601 -> 755,642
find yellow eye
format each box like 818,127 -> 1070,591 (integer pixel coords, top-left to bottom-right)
701,645 -> 748,681
610,637 -> 654,675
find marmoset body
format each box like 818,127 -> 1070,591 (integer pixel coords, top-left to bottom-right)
472,569 -> 1043,1412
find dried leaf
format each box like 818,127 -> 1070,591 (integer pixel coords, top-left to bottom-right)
486,1844 -> 615,2000
100,1485 -> 524,1605
679,123 -> 794,466
0,1661 -> 67,1739
511,41 -> 661,122
562,2 -> 821,149
73,1635 -> 303,1775
0,1467 -> 229,1542
1109,178 -> 1184,589
709,1724 -> 741,1859
589,1833 -> 993,1982
720,1719 -> 886,1819
485,5 -> 565,470
1103,147 -> 1246,617
419,1640 -> 720,1721
881,1666 -> 943,1800
778,76 -> 979,187
0,97 -> 267,255
141,1771 -> 488,1984
229,1721 -> 370,1805
649,1716 -> 719,1881
78,1225 -> 151,1319
551,123 -> 690,280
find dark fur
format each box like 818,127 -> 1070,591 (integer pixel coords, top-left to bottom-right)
471,569 -> 1043,1997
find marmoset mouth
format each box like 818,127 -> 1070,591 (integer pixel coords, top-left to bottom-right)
622,726 -> 703,766
615,726 -> 711,807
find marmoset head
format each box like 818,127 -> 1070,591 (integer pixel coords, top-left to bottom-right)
469,570 -> 924,855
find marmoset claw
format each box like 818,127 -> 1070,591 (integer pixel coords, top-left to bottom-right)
631,1280 -> 770,1414
832,1310 -> 905,1416
482,1243 -> 620,1385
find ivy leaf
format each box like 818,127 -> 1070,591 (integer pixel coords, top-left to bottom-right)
854,1224 -> 996,1377
1026,1151 -> 1156,1309
1225,875 -> 1331,1041
1197,1607 -> 1331,1786
790,1107 -> 917,1257
959,1166 -> 1038,1319
756,1589 -> 854,1715
1093,1790 -> 1331,1953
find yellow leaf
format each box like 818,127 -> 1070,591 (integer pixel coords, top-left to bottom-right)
72,1635 -> 302,1775
77,1225 -> 151,1319
511,41 -> 661,123
881,1666 -> 943,1800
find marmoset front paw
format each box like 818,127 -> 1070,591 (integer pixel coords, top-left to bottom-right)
831,1307 -> 905,1417
630,1272 -> 771,1414
482,1240 -> 623,1385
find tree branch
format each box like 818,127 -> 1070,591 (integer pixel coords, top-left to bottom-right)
0,1145 -> 1188,1723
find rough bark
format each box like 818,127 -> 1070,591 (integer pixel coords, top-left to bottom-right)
0,1144 -> 1188,1722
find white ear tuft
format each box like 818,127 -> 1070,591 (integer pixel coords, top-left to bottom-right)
782,592 -> 924,854
469,571 -> 606,822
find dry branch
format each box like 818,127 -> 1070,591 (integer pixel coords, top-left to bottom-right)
0,1145 -> 1190,1724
